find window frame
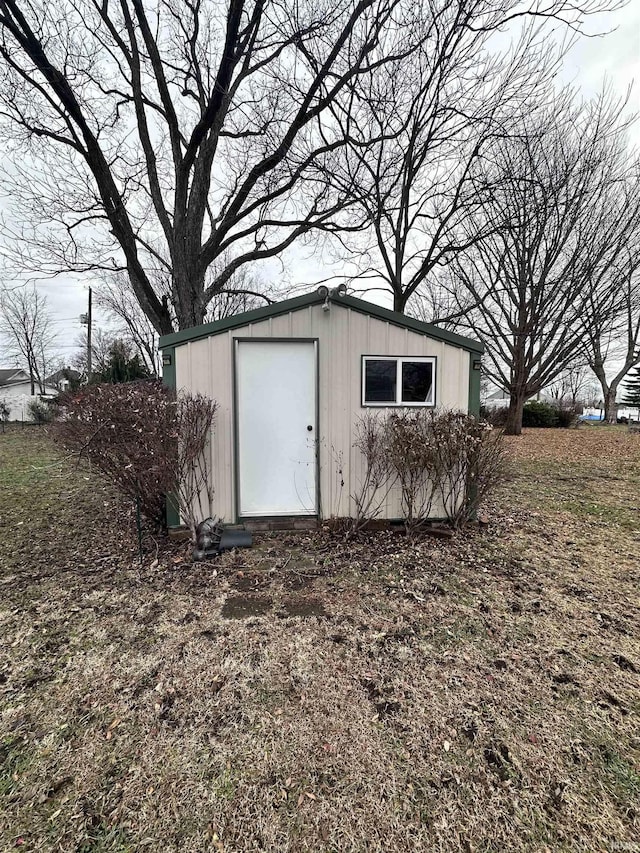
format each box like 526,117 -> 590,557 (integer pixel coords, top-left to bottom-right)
361,355 -> 437,408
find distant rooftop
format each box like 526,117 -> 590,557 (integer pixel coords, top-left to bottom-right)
0,368 -> 29,387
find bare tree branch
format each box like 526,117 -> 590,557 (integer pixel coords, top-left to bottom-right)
444,90 -> 640,434
0,283 -> 57,393
0,0 -> 621,334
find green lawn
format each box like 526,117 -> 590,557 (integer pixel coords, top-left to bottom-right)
0,424 -> 638,852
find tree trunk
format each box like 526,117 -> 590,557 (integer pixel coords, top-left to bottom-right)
128,269 -> 174,336
504,389 -> 526,436
28,356 -> 35,395
174,265 -> 206,330
505,334 -> 528,435
393,291 -> 408,313
604,386 -> 618,424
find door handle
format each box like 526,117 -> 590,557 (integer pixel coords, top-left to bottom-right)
307,424 -> 313,432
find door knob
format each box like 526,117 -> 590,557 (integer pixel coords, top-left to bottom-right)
307,424 -> 313,431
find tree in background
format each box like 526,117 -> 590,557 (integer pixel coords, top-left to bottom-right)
444,92 -> 640,435
72,328 -> 119,381
0,0 -> 430,333
93,263 -> 276,378
72,331 -> 150,384
0,284 -> 57,393
580,242 -> 640,423
0,0 -> 621,333
545,364 -> 591,409
94,274 -> 163,377
620,365 -> 640,409
330,10 -> 567,312
92,340 -> 151,385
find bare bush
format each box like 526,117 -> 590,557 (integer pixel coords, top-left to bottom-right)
386,411 -> 439,534
430,412 -> 507,528
171,394 -> 218,539
28,398 -> 52,424
348,413 -> 396,535
52,382 -> 217,536
344,410 -> 507,533
0,400 -> 9,431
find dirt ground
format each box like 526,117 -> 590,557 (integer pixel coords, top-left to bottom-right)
0,425 -> 638,852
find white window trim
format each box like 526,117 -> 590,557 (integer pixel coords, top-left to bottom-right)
361,355 -> 437,407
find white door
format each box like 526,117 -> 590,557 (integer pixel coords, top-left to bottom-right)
236,340 -> 317,516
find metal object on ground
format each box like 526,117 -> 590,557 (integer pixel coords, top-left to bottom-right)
193,517 -> 253,560
218,529 -> 253,552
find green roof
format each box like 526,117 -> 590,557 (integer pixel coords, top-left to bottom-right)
158,291 -> 484,354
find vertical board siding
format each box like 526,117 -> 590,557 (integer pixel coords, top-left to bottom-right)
173,303 -> 471,522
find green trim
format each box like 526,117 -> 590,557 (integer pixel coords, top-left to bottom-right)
159,293 -> 323,349
161,345 -> 180,528
161,345 -> 176,391
468,353 -> 481,417
231,336 -> 239,523
340,295 -> 483,353
158,292 -> 484,354
467,353 -> 482,522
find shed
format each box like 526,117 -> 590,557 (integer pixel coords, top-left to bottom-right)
159,289 -> 483,526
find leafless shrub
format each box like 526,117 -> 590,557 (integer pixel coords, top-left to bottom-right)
429,412 -> 508,528
52,381 -> 174,525
52,381 -> 217,537
171,394 -> 218,539
27,398 -> 53,424
323,441 -> 346,523
347,410 -> 507,533
386,411 -> 439,534
348,413 -> 397,535
0,400 -> 10,431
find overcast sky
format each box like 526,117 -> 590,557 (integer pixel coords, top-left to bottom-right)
0,5 -> 638,370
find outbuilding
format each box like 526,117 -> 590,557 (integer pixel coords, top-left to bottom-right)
159,289 -> 483,527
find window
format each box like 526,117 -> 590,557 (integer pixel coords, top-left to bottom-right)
362,356 -> 435,406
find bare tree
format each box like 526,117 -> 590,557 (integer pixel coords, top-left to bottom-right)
580,239 -> 640,423
202,263 -> 279,320
445,91 -> 640,435
95,274 -> 163,377
583,380 -> 603,410
325,0 -> 615,313
545,363 -> 591,408
72,327 -> 120,380
0,0 -> 433,333
94,260 -> 277,375
0,284 -> 57,393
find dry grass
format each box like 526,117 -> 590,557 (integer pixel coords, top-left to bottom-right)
0,424 -> 638,852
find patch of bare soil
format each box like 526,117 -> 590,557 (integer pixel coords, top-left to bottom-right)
0,425 -> 638,852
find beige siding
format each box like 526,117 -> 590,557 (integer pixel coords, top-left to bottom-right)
173,302 -> 471,522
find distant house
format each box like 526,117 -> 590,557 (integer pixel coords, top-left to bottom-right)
0,368 -> 58,421
482,387 -> 567,410
0,368 -> 29,387
45,367 -> 82,392
482,388 -> 512,409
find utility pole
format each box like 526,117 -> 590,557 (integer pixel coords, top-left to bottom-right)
87,286 -> 92,381
79,286 -> 92,383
